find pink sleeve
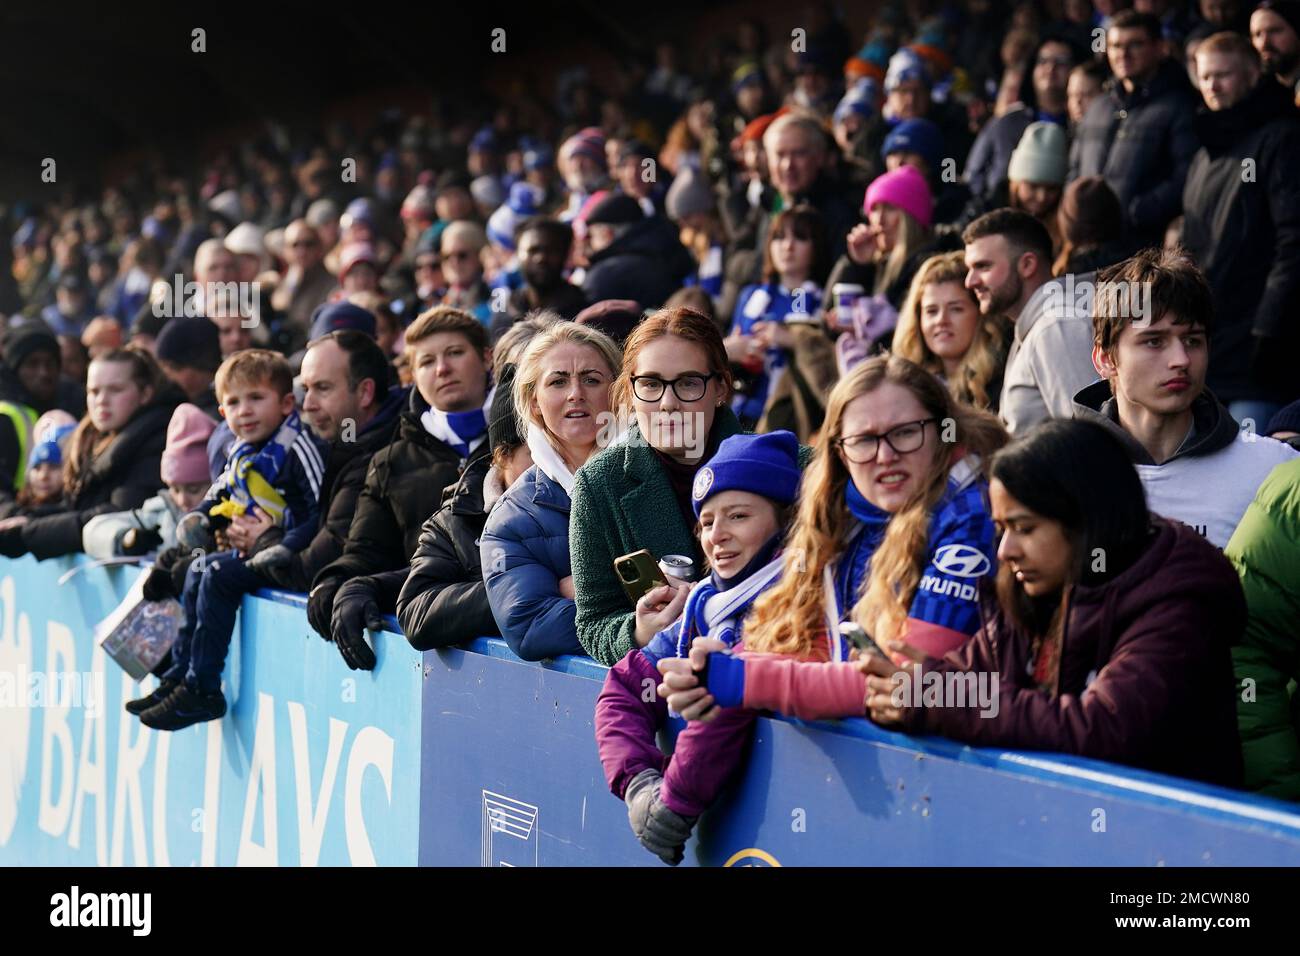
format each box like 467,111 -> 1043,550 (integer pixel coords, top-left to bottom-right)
901,619 -> 973,660
739,653 -> 867,720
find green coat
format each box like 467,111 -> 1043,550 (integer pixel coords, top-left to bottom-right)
570,409 -> 813,665
1225,456 -> 1300,801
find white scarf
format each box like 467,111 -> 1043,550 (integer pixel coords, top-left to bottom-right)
526,422 -> 576,497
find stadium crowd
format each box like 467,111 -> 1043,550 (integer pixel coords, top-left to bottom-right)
2,0 -> 1300,865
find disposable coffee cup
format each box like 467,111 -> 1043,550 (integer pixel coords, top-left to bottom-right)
831,282 -> 864,316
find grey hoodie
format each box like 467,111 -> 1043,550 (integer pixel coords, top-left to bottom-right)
1073,380 -> 1298,547
999,272 -> 1102,435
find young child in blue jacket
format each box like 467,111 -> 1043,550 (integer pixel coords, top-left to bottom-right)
129,349 -> 327,730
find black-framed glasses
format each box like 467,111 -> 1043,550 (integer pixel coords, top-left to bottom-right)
630,373 -> 717,403
836,418 -> 935,463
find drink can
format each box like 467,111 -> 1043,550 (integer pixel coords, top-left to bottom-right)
659,554 -> 697,583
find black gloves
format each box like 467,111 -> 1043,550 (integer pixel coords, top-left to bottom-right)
0,526 -> 25,559
120,526 -> 163,556
142,545 -> 186,602
330,578 -> 383,671
307,577 -> 343,640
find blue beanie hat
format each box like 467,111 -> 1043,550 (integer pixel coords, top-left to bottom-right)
834,77 -> 880,124
309,301 -> 377,341
28,423 -> 75,470
885,46 -> 930,92
486,182 -> 543,251
882,118 -> 944,175
28,440 -> 62,469
691,430 -> 801,518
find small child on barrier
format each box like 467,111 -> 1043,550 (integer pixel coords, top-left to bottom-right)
128,349 -> 327,731
595,430 -> 800,866
82,402 -> 216,560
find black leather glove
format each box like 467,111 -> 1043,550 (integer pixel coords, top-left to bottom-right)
142,567 -> 176,602
142,544 -> 187,601
0,525 -> 26,559
307,577 -> 343,641
330,578 -> 383,671
121,525 -> 163,556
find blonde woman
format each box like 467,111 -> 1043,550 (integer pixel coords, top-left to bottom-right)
893,251 -> 1011,411
480,320 -> 622,660
658,355 -> 1007,722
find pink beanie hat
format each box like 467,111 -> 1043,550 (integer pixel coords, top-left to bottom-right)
161,403 -> 217,485
863,164 -> 933,230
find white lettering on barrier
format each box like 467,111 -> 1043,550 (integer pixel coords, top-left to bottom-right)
67,640 -> 107,864
0,575 -> 33,844
344,726 -> 393,866
2,572 -> 400,866
38,622 -> 75,840
237,691 -> 279,866
151,728 -> 170,867
288,702 -> 347,867
110,672 -> 149,866
200,713 -> 223,866
200,710 -> 223,866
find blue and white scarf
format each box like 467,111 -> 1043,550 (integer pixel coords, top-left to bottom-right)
674,552 -> 785,658
421,381 -> 496,459
210,409 -> 305,525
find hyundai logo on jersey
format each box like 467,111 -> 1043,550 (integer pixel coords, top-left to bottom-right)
931,544 -> 992,578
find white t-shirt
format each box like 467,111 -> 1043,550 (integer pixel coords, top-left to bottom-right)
1138,435 -> 1298,548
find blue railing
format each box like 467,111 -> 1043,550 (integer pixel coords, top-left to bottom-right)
2,555 -> 1298,866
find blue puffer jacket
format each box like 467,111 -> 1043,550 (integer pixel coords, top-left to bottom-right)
480,464 -> 581,661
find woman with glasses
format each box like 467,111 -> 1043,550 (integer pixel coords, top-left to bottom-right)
478,321 -> 622,661
570,307 -> 804,666
656,354 -> 1006,723
854,420 -> 1243,789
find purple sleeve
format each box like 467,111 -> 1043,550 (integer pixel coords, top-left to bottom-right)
659,706 -> 758,819
594,650 -> 669,799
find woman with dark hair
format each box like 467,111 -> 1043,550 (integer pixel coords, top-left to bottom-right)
860,418 -> 1246,788
1052,176 -> 1136,276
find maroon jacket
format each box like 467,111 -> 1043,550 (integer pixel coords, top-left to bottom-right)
902,518 -> 1245,789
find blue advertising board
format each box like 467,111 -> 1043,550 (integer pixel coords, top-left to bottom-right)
0,556 -> 422,866
3,554 -> 1300,867
421,640 -> 1300,867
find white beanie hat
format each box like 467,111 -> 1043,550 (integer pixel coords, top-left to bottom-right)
1007,122 -> 1068,186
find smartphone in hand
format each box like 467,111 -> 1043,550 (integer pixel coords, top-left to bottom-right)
839,621 -> 887,659
615,549 -> 669,605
